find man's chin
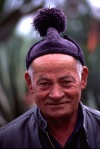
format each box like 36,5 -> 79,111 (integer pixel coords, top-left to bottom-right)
46,110 -> 73,120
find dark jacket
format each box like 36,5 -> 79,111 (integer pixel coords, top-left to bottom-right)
0,102 -> 100,148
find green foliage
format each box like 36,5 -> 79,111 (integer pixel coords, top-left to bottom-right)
0,34 -> 35,126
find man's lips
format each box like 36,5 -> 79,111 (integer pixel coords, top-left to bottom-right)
47,101 -> 70,105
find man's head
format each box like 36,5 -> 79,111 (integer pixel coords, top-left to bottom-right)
25,54 -> 88,119
24,7 -> 89,119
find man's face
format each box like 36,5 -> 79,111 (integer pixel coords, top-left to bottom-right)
25,54 -> 88,119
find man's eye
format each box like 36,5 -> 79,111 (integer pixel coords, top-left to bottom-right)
38,82 -> 51,90
63,80 -> 72,83
62,80 -> 73,86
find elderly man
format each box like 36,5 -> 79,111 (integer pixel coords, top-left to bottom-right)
0,7 -> 100,148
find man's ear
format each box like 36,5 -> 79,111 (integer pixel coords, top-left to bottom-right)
81,66 -> 89,89
24,71 -> 33,94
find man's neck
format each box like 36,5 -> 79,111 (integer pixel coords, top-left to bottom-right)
46,110 -> 78,147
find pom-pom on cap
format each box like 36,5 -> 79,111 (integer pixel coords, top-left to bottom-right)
33,7 -> 67,37
26,7 -> 84,69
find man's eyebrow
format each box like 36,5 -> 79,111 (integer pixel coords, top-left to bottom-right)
58,76 -> 75,82
59,75 -> 73,80
37,76 -> 51,83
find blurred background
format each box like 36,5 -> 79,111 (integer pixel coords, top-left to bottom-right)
0,0 -> 100,127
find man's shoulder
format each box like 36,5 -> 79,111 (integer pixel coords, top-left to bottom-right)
81,102 -> 100,148
81,102 -> 100,119
0,106 -> 42,148
0,106 -> 37,131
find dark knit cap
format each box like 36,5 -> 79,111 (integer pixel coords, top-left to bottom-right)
26,7 -> 84,69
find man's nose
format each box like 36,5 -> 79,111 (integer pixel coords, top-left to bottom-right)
49,84 -> 64,99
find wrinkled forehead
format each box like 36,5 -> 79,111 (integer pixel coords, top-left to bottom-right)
31,54 -> 78,73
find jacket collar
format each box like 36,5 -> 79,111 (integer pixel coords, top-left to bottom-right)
79,101 -> 90,146
33,106 -> 47,131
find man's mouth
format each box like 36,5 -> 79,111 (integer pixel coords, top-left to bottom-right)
48,101 -> 70,106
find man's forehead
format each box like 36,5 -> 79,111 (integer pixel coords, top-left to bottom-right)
32,54 -> 77,66
31,54 -> 77,73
